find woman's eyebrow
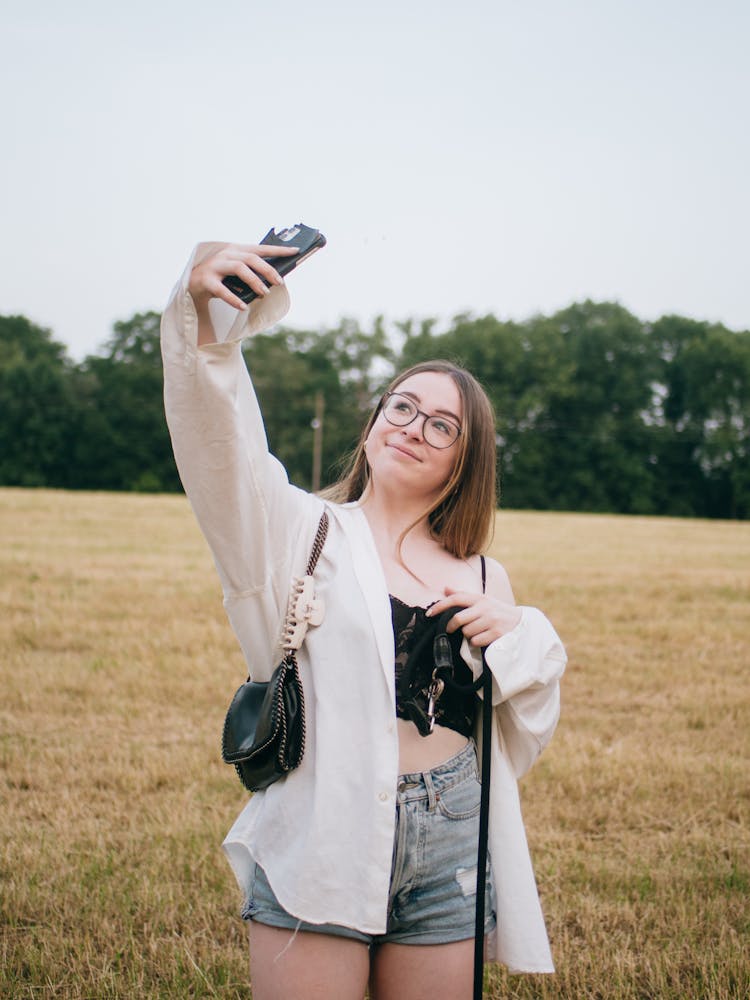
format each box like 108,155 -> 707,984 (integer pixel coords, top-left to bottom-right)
399,391 -> 461,424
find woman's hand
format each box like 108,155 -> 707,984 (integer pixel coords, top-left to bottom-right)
426,587 -> 522,647
188,242 -> 299,312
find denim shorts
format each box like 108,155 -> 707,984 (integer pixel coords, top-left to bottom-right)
242,740 -> 496,946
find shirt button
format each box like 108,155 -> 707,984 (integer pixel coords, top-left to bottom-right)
378,791 -> 388,802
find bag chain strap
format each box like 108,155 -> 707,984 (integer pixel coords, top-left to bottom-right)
306,510 -> 329,574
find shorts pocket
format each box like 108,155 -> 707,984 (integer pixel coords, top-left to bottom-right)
436,774 -> 481,820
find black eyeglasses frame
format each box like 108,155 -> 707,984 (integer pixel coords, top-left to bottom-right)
380,392 -> 462,450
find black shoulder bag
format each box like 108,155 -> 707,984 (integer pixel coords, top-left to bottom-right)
221,510 -> 329,792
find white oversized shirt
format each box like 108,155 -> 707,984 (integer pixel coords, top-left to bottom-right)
161,244 -> 567,973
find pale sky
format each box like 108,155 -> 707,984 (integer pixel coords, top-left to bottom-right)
2,0 -> 748,360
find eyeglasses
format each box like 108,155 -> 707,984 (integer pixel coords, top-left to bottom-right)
380,392 -> 462,449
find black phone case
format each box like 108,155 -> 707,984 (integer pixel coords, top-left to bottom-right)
222,224 -> 326,304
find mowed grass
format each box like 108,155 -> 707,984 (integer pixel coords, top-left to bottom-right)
1,488 -> 748,1000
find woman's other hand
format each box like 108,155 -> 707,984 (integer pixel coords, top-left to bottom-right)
427,590 -> 522,646
426,560 -> 522,646
188,242 -> 299,312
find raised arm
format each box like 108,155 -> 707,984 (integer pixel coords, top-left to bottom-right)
161,242 -> 321,669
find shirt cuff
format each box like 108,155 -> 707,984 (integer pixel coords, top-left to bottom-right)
173,242 -> 292,351
204,282 -> 291,345
463,606 -> 567,705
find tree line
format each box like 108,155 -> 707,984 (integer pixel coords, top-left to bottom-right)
1,301 -> 748,518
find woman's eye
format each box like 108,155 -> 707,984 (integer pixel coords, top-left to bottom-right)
393,400 -> 413,413
431,419 -> 452,436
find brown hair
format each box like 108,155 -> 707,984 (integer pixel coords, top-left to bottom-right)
324,360 -> 497,558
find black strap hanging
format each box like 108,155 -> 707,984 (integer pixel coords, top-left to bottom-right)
424,614 -> 493,998
474,647 -> 492,1000
474,554 -> 490,999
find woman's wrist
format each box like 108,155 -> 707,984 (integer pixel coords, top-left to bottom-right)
189,289 -> 218,346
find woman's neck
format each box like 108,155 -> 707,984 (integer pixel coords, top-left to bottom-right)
361,487 -> 461,601
360,486 -> 433,549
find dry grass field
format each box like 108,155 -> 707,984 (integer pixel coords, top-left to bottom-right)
1,488 -> 748,999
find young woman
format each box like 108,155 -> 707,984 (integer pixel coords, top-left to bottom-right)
161,241 -> 567,1000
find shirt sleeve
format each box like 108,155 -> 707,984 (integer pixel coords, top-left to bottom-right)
160,243 -> 320,669
464,606 -> 567,779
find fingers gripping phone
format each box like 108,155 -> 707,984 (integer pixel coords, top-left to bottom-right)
222,224 -> 326,304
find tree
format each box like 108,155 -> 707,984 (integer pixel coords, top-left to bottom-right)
1,302 -> 747,519
650,316 -> 750,518
244,317 -> 394,490
0,315 -> 76,487
523,301 -> 660,514
394,302 -> 661,513
72,312 -> 181,491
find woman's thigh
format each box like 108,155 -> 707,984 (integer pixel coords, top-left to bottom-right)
248,921 -> 370,1000
369,939 -> 475,1000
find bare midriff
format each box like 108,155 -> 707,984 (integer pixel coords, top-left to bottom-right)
396,718 -> 470,775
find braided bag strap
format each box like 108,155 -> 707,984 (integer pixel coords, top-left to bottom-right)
306,510 -> 329,575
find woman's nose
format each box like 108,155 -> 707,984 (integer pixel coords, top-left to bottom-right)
402,418 -> 425,441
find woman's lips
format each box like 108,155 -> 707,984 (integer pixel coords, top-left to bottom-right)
387,441 -> 421,461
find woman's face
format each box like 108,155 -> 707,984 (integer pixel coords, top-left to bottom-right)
365,371 -> 463,501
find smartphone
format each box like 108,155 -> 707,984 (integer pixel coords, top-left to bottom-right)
222,224 -> 327,304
